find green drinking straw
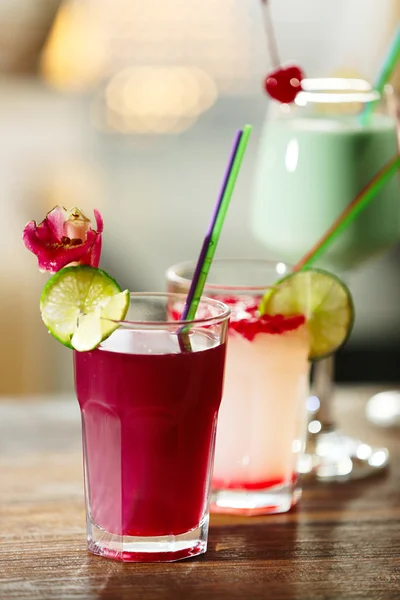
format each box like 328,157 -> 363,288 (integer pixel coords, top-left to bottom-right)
361,23 -> 400,124
293,154 -> 400,272
180,125 -> 252,325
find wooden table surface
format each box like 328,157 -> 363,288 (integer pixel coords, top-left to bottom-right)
1,386 -> 399,600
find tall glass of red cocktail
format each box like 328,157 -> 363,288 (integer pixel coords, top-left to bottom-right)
74,292 -> 229,562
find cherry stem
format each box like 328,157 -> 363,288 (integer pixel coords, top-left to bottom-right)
260,0 -> 281,68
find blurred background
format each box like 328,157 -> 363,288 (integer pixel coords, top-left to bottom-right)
1,0 -> 400,395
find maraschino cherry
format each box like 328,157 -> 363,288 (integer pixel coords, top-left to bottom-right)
264,65 -> 305,104
260,0 -> 305,103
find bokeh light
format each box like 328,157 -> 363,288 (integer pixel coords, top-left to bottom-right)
40,0 -> 261,133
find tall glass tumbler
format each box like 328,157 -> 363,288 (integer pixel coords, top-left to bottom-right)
167,259 -> 310,515
74,293 -> 230,562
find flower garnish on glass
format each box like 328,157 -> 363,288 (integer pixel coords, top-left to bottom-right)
23,205 -> 104,273
22,205 -> 129,352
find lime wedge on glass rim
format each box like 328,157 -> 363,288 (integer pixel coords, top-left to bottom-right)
40,265 -> 130,352
259,268 -> 354,360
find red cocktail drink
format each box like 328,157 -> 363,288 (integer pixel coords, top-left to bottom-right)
74,293 -> 229,562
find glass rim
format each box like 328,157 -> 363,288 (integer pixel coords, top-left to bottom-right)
294,77 -> 387,106
116,292 -> 230,328
166,257 -> 293,292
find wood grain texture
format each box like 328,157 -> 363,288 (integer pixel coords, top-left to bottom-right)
1,387 -> 399,600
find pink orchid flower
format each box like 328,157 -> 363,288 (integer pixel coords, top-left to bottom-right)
23,206 -> 103,273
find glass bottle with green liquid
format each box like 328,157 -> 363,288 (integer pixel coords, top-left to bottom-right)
251,78 -> 400,480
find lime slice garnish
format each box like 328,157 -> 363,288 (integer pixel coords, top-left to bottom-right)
259,268 -> 354,360
40,265 -> 130,351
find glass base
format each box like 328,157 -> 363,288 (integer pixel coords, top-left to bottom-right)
210,482 -> 301,516
300,430 -> 389,481
87,515 -> 209,562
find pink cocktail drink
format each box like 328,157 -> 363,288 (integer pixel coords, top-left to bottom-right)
211,296 -> 309,511
74,293 -> 229,562
167,259 -> 311,515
